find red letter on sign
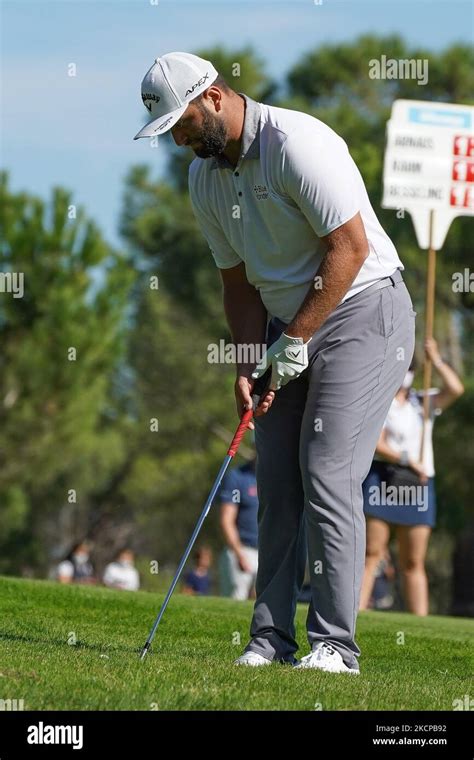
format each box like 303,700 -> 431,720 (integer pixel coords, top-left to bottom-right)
453,136 -> 474,157
452,160 -> 474,182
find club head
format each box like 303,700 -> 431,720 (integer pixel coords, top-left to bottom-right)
139,643 -> 151,661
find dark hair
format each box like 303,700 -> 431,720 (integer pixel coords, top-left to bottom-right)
213,73 -> 231,92
115,547 -> 134,559
195,546 -> 212,562
65,540 -> 91,563
194,73 -> 232,103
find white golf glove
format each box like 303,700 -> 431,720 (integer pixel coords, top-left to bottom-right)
252,332 -> 311,391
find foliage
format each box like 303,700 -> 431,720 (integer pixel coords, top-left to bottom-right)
0,173 -> 134,573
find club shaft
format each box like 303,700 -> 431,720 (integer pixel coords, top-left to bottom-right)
140,454 -> 233,660
139,381 -> 269,661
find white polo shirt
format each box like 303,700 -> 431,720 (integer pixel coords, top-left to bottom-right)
103,561 -> 140,591
189,96 -> 403,323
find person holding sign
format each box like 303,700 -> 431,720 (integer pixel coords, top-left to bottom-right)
360,338 -> 464,615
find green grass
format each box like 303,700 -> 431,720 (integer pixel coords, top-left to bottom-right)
0,576 -> 473,711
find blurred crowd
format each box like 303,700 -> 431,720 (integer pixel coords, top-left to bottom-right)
55,544 -> 140,591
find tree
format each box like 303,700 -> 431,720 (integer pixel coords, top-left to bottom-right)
116,284 -> 238,565
0,172 -> 134,573
120,166 -> 226,335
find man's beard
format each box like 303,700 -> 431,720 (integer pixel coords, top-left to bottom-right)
192,107 -> 228,158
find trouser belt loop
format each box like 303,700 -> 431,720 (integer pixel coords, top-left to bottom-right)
389,268 -> 403,286
372,268 -> 403,294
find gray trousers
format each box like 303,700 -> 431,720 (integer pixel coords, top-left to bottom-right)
246,271 -> 416,668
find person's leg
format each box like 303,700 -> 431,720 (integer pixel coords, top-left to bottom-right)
245,361 -> 307,662
360,518 -> 391,610
243,546 -> 258,600
226,547 -> 253,601
396,525 -> 431,615
219,549 -> 233,597
300,279 -> 415,668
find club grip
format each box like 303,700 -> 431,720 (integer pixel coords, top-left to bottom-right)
228,369 -> 273,457
227,409 -> 253,457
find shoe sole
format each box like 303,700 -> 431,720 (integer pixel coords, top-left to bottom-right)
294,665 -> 360,674
234,658 -> 272,667
234,657 -> 298,667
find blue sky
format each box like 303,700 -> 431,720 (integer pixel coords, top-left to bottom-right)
1,0 -> 472,250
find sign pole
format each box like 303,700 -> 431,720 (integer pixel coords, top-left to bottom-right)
419,209 -> 436,463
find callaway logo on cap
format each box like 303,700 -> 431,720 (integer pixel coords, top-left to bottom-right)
134,52 -> 218,140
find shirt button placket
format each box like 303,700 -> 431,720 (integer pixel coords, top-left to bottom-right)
234,170 -> 242,201
234,168 -> 247,253
234,169 -> 243,210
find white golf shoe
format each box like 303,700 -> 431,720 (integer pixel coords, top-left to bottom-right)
295,642 -> 360,674
234,651 -> 272,667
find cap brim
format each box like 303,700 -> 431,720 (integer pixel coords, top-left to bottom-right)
133,104 -> 186,140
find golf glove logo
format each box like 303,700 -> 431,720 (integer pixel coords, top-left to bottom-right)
252,332 -> 311,390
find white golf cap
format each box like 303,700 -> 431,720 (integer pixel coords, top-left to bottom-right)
133,52 -> 218,140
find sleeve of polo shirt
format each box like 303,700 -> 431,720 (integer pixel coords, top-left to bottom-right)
281,127 -> 360,238
188,178 -> 242,270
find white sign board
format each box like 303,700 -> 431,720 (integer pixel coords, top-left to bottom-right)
382,100 -> 474,249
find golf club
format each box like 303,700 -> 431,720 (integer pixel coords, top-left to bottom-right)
139,373 -> 270,661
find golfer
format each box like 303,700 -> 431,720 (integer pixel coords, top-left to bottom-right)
134,52 -> 415,674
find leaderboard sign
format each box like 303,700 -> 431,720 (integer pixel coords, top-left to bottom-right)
382,100 -> 474,249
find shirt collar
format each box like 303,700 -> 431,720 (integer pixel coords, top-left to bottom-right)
210,93 -> 261,170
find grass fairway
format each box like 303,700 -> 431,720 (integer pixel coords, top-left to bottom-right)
0,576 -> 473,711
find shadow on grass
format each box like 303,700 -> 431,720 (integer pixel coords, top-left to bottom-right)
0,630 -> 141,655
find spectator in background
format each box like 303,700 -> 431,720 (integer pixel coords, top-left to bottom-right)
103,548 -> 140,591
370,550 -> 395,611
219,457 -> 259,600
56,540 -> 96,585
360,338 -> 464,615
182,546 -> 213,596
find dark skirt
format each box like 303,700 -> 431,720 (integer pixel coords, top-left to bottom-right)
363,461 -> 436,528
